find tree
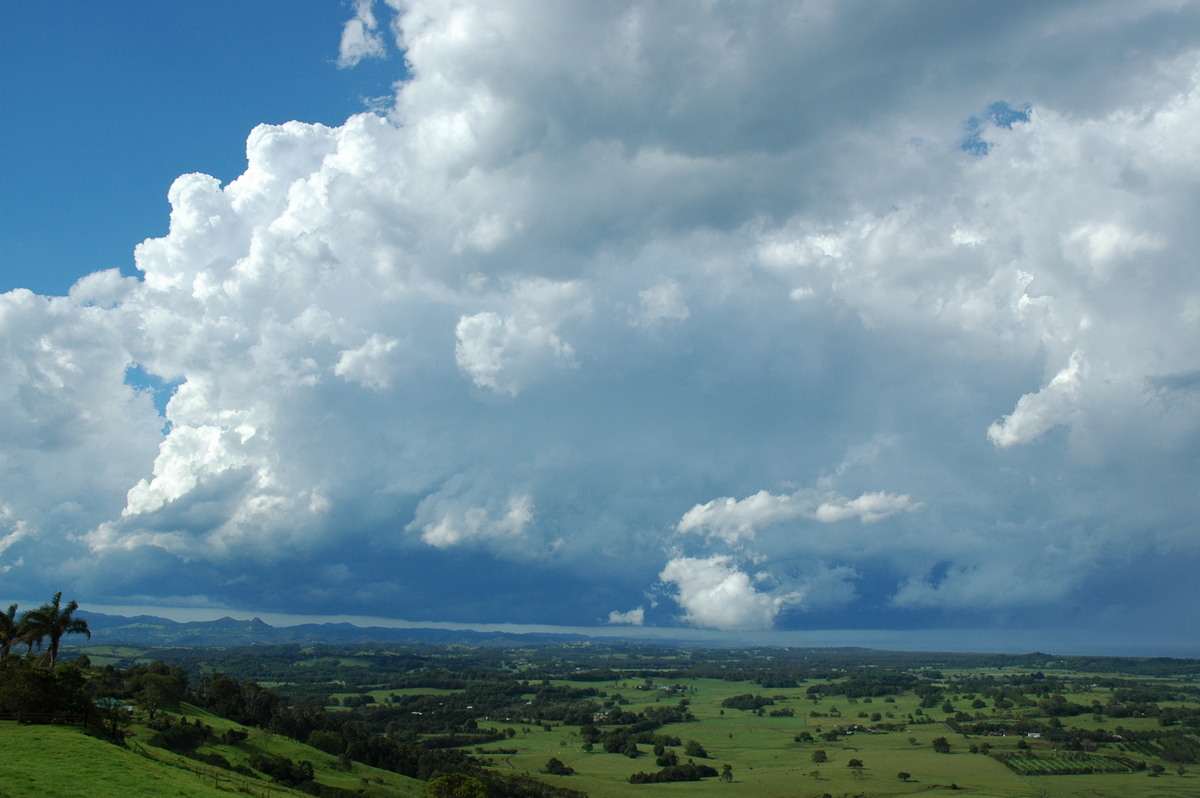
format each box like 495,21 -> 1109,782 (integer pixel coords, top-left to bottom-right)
542,757 -> 574,775
898,771 -> 912,781
422,773 -> 487,798
812,749 -> 827,763
932,736 -> 952,754
135,672 -> 186,719
0,604 -> 19,658
308,729 -> 345,755
15,608 -> 42,657
95,697 -> 133,743
720,763 -> 733,782
684,739 -> 708,758
20,592 -> 90,666
847,758 -> 863,768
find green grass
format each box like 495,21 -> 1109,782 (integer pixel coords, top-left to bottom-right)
465,676 -> 1200,798
146,703 -> 425,798
0,707 -> 424,798
0,721 -> 261,798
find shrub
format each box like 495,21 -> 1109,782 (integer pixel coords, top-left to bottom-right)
149,721 -> 212,752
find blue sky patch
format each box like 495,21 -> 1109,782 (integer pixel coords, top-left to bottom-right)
960,101 -> 1032,155
124,363 -> 180,421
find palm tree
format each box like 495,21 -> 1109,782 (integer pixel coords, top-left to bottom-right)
16,607 -> 43,657
21,592 -> 90,666
0,603 -> 19,658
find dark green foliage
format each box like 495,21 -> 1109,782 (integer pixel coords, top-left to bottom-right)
249,752 -> 315,787
193,672 -> 282,727
132,665 -> 188,719
0,603 -> 20,658
221,727 -> 248,745
307,729 -> 345,755
1159,735 -> 1200,764
187,751 -> 232,770
683,739 -> 708,758
541,757 -> 574,775
720,693 -> 774,711
18,592 -> 91,666
628,762 -> 719,783
148,718 -> 213,751
423,774 -> 487,798
0,659 -> 91,717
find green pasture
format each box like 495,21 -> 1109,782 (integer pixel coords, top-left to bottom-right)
462,675 -> 1200,798
0,721 -> 265,798
76,645 -> 155,668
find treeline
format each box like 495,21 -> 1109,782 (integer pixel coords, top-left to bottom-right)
0,637 -> 584,795
171,667 -> 587,797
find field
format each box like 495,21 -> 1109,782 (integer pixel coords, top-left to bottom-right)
0,721 -> 250,798
0,703 -> 425,798
462,675 -> 1199,798
15,641 -> 1195,798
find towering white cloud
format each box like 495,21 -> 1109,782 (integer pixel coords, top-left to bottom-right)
660,556 -> 796,632
2,1 -> 1199,644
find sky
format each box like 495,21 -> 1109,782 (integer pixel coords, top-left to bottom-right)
3,0 -> 1200,657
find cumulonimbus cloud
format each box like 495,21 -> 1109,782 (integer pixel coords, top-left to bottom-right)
1,1 -> 1198,641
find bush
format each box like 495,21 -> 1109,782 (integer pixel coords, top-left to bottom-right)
249,752 -> 315,787
629,763 -> 719,783
221,728 -> 248,745
721,694 -> 774,711
187,751 -> 231,770
308,729 -> 346,755
149,720 -> 212,752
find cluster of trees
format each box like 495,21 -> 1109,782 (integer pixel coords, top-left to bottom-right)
0,593 -> 91,667
0,593 -> 98,726
186,670 -> 587,797
627,761 -> 719,783
720,693 -> 774,711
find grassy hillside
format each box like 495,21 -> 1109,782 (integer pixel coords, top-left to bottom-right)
0,722 -> 251,798
0,716 -> 425,798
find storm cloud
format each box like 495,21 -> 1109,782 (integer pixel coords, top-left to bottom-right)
3,0 -> 1199,649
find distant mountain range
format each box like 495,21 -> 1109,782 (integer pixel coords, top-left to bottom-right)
75,611 -> 609,649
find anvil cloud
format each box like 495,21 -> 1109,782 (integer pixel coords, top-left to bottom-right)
3,0 -> 1199,651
